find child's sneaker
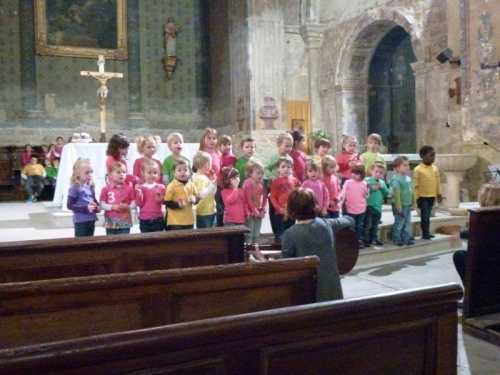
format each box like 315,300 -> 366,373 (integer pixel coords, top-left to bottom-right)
25,196 -> 35,203
404,239 -> 415,245
394,241 -> 404,246
374,240 -> 384,246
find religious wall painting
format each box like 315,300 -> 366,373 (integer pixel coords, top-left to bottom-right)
34,0 -> 127,60
291,119 -> 305,134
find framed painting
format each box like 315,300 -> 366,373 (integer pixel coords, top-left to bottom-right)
291,119 -> 306,134
34,0 -> 127,60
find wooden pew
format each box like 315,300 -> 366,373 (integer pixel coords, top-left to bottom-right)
247,227 -> 360,275
0,226 -> 248,283
0,257 -> 318,348
463,206 -> 500,345
0,283 -> 462,374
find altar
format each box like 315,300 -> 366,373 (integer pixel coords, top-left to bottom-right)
54,142 -> 199,211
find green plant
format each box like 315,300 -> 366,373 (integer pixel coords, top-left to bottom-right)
307,130 -> 329,140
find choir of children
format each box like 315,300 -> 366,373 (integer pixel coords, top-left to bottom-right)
61,129 -> 448,251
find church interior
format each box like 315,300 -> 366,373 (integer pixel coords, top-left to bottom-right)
0,0 -> 499,373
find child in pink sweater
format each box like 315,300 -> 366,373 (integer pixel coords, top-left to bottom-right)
242,161 -> 267,244
301,160 -> 329,217
135,160 -> 166,232
221,167 -> 248,226
322,155 -> 342,218
340,163 -> 369,247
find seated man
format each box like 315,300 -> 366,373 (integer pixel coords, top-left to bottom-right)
21,155 -> 46,203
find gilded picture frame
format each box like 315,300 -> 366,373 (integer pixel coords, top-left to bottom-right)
291,119 -> 306,134
34,0 -> 127,60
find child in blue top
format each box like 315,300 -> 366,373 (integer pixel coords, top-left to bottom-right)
390,155 -> 416,246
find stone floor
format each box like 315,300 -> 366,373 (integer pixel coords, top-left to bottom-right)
0,201 -> 499,373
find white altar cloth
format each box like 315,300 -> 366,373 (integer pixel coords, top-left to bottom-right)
53,143 -> 199,211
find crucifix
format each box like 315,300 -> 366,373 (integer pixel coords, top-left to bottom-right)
80,55 -> 123,142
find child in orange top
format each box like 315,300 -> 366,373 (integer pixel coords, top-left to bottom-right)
270,156 -> 301,243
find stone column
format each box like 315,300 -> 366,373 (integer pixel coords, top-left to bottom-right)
410,61 -> 428,149
300,23 -> 324,133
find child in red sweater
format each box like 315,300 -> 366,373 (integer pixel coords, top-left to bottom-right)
221,167 -> 248,226
270,156 -> 301,243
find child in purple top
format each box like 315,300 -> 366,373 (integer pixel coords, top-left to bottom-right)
301,160 -> 329,217
67,158 -> 101,237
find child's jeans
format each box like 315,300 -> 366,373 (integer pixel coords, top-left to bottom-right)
273,214 -> 295,244
363,206 -> 381,243
245,216 -> 263,244
344,211 -> 365,239
392,205 -> 412,243
417,197 -> 435,236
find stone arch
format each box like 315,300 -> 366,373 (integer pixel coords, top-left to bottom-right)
323,7 -> 423,151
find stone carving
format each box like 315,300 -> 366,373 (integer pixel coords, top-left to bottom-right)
258,96 -> 279,129
236,95 -> 246,131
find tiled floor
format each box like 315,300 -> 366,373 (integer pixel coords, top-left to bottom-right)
0,201 -> 499,373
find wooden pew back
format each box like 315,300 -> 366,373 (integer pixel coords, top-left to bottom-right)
0,283 -> 462,374
0,226 -> 248,283
0,257 -> 318,348
464,206 -> 500,318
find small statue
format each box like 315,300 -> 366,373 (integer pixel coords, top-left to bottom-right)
163,17 -> 180,56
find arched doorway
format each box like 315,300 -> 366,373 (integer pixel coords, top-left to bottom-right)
368,26 -> 416,153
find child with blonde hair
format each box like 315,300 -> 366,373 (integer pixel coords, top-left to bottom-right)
301,160 -> 329,217
336,135 -> 362,186
162,132 -> 191,186
322,155 -> 342,218
221,167 -> 248,226
67,158 -> 101,237
135,160 -> 166,233
242,161 -> 267,244
193,151 -> 217,228
99,162 -> 136,235
164,159 -> 199,230
199,128 -> 223,226
270,156 -> 301,243
133,135 -> 163,184
361,133 -> 386,175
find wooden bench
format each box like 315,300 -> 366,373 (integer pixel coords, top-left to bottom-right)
0,283 -> 462,374
0,256 -> 318,348
247,227 -> 360,275
0,226 -> 248,283
463,206 -> 500,345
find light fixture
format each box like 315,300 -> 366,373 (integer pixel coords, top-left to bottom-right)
436,48 -> 461,66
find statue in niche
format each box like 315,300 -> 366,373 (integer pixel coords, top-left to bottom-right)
163,17 -> 180,56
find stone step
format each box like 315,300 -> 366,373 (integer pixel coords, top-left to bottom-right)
354,234 -> 462,270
